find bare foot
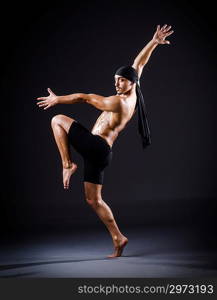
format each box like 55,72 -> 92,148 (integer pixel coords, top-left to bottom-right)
107,236 -> 128,258
63,163 -> 77,189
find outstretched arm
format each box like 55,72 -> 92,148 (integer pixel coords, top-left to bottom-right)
132,24 -> 174,78
36,88 -> 122,112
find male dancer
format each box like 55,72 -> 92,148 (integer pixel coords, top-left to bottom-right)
37,25 -> 173,258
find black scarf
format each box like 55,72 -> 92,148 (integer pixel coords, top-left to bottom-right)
115,66 -> 151,149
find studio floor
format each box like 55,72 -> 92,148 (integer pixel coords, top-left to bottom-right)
0,227 -> 217,278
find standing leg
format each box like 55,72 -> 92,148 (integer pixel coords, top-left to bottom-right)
51,114 -> 77,189
84,182 -> 128,258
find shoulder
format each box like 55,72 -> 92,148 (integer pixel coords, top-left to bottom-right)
106,95 -> 121,101
105,95 -> 124,105
108,95 -> 128,104
131,63 -> 143,79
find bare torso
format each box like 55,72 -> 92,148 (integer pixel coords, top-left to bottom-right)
91,92 -> 137,148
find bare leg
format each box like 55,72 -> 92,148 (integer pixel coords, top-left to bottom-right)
84,182 -> 128,258
51,114 -> 77,189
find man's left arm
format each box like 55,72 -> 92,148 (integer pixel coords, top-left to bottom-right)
132,24 -> 174,78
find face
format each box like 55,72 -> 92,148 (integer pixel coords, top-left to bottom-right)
114,75 -> 133,95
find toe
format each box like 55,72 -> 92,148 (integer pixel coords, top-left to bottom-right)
107,254 -> 116,258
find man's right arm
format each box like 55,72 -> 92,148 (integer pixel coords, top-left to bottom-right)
57,93 -> 123,112
37,88 -> 123,112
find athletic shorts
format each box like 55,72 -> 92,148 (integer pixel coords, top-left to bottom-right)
68,121 -> 113,184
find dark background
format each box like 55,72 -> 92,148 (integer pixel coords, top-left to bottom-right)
1,0 -> 216,242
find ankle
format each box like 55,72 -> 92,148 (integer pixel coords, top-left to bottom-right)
63,161 -> 73,169
112,234 -> 123,242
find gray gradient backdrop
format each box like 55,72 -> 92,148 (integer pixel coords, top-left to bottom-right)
1,0 -> 216,237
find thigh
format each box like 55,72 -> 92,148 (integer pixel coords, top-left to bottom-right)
55,115 -> 75,133
68,121 -> 93,157
68,121 -> 112,170
83,159 -> 105,185
84,181 -> 102,200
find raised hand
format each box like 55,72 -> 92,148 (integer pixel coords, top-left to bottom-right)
152,24 -> 174,45
37,88 -> 58,110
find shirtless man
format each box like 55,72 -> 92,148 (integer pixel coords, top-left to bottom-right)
36,25 -> 173,258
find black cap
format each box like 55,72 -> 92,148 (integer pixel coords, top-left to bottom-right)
115,66 -> 138,83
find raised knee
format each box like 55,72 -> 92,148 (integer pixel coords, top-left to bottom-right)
51,114 -> 65,127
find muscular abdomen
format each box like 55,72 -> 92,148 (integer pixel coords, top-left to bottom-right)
91,111 -> 127,146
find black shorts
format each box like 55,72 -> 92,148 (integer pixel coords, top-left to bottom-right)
68,121 -> 113,184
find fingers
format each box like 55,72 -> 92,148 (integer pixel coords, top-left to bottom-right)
161,24 -> 167,30
47,87 -> 55,95
43,105 -> 50,110
164,25 -> 171,32
37,102 -> 50,110
165,30 -> 174,37
37,97 -> 46,101
160,24 -> 173,33
158,24 -> 174,44
156,24 -> 160,31
37,100 -> 47,107
36,89 -> 54,110
36,99 -> 52,110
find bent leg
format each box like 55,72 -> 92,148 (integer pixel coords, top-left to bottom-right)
84,182 -> 128,258
51,114 -> 77,189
